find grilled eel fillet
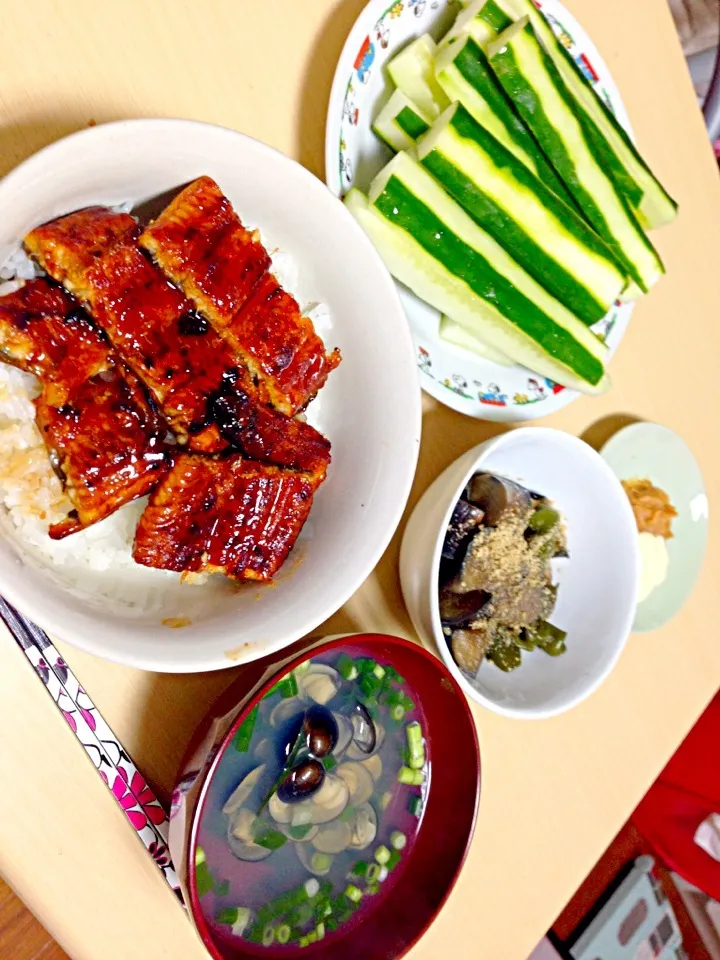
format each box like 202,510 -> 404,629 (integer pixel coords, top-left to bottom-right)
133,453 -> 319,581
0,279 -> 170,538
25,208 -> 331,478
140,176 -> 341,416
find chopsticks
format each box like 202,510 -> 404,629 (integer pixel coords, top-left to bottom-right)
0,596 -> 183,901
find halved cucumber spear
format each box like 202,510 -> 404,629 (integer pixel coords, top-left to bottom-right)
344,153 -> 609,394
450,0 -> 677,230
372,89 -> 431,153
386,35 -> 450,120
415,102 -> 627,324
487,19 -> 664,298
434,33 -> 575,208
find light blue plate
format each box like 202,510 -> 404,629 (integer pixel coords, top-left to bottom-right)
601,423 -> 708,632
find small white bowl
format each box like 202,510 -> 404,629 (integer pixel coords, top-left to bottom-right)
0,119 -> 421,673
399,428 -> 640,719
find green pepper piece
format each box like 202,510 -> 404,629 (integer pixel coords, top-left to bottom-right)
528,505 -> 560,534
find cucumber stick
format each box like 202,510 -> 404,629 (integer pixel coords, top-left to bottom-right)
344,156 -> 608,393
387,35 -> 450,120
434,35 -> 574,208
416,103 -> 627,324
440,315 -> 514,366
373,90 -> 431,153
441,0 -> 507,50
487,20 -> 663,295
464,0 -> 677,229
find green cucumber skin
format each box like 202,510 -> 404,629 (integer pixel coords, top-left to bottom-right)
396,107 -> 429,139
449,39 -> 576,209
478,0 -> 513,31
489,29 -> 662,291
374,175 -> 604,385
422,151 -> 606,325
423,104 -> 626,323
528,4 -> 677,225
490,0 -> 676,226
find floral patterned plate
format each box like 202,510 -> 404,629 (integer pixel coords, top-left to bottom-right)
325,0 -> 635,420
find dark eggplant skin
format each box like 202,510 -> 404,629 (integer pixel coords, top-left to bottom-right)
442,499 -> 484,562
439,587 -> 491,628
465,474 -> 531,527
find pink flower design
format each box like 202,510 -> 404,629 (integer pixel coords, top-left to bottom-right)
110,770 -> 167,829
62,709 -> 77,734
111,773 -> 147,830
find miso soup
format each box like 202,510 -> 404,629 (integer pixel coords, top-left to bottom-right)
194,645 -> 428,949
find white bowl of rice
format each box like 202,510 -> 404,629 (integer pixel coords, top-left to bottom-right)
0,119 -> 420,672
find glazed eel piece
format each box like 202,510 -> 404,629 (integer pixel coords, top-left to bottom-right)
140,176 -> 341,416
133,453 -> 319,581
24,208 -> 331,478
0,278 -> 170,538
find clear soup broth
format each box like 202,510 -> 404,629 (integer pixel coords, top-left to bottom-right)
194,646 -> 428,950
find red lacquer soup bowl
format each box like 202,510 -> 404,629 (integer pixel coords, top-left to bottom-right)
170,634 -> 480,960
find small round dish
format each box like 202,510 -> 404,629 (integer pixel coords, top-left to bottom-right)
169,634 -> 480,959
325,0 -> 634,421
399,428 -> 639,718
601,422 -> 708,633
0,119 -> 421,673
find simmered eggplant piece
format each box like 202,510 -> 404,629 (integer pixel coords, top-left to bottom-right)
442,499 -> 484,561
451,625 -> 493,677
466,474 -> 531,526
439,587 -> 490,628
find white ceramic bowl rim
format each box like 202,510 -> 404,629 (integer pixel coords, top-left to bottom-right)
428,428 -> 640,719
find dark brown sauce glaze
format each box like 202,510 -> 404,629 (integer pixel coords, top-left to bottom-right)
0,277 -> 172,538
140,176 -> 340,416
133,453 -> 317,581
140,175 -> 271,326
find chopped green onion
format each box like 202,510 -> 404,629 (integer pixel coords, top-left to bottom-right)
387,849 -> 402,871
276,924 -> 291,944
365,863 -> 381,884
326,917 -> 339,933
294,660 -> 310,677
390,704 -> 405,722
322,754 -> 337,772
234,705 -> 258,751
406,721 -> 425,768
356,658 -> 375,674
351,860 -> 369,878
195,859 -> 215,897
366,882 -> 380,896
344,884 -> 363,903
195,846 -> 206,867
385,691 -> 415,712
284,902 -> 313,929
408,794 -> 423,817
214,878 -> 230,896
337,653 -> 359,680
289,822 -> 314,840
377,866 -> 389,883
359,674 -> 382,699
311,853 -> 331,873
374,845 -> 391,865
316,922 -> 325,940
262,925 -> 276,947
380,790 -> 393,810
253,826 -> 287,850
390,830 -> 407,850
398,766 -> 424,786
257,878 -> 319,925
372,663 -> 386,680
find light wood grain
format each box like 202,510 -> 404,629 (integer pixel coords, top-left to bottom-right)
0,1 -> 719,959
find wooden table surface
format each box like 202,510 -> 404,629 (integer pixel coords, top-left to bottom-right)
0,2 -> 719,958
